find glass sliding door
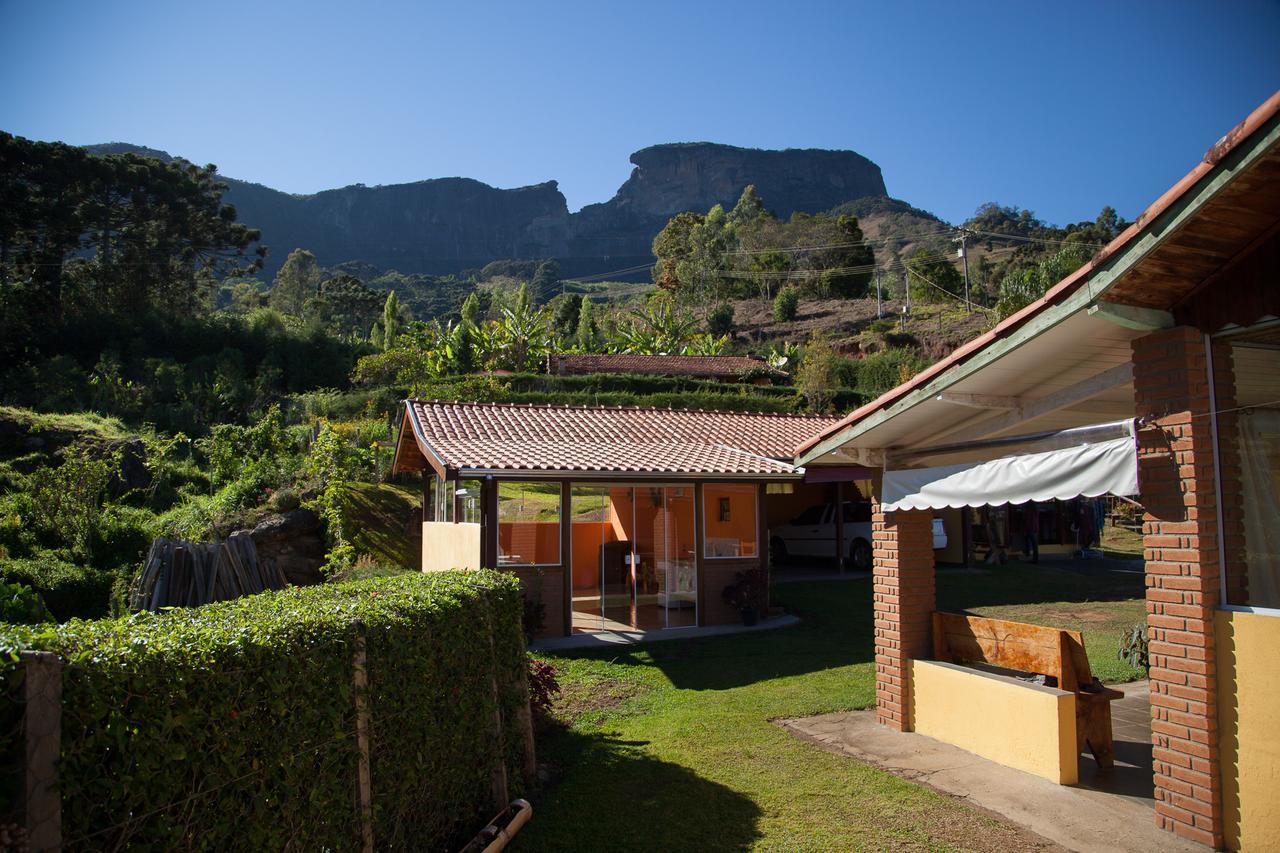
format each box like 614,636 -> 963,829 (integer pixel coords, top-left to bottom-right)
570,484 -> 697,633
569,486 -> 608,633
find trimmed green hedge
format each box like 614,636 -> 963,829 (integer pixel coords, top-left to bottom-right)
1,570 -> 528,850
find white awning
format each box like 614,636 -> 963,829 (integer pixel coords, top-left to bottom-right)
882,421 -> 1138,512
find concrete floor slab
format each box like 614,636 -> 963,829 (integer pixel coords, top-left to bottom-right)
529,613 -> 799,651
781,685 -> 1201,853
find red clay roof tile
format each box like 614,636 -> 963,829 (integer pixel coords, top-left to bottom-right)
402,401 -> 839,477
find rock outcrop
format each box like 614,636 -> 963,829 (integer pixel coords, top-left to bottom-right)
248,508 -> 327,586
86,141 -> 889,280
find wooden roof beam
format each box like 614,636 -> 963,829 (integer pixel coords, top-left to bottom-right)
910,362 -> 1135,449
1086,300 -> 1175,331
935,392 -> 1020,409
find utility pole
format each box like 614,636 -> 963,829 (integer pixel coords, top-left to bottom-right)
959,232 -> 972,313
875,267 -> 882,318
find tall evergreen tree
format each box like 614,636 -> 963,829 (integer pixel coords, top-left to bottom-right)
576,297 -> 598,351
269,249 -> 320,316
382,290 -> 400,350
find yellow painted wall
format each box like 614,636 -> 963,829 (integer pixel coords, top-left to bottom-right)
910,659 -> 1078,784
1216,609 -> 1280,851
421,522 -> 481,571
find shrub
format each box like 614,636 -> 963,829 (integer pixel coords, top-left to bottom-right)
721,568 -> 769,612
773,285 -> 800,323
1,571 -> 529,850
0,556 -> 114,621
0,578 -> 49,624
1117,623 -> 1149,671
706,303 -> 735,336
527,658 -> 560,717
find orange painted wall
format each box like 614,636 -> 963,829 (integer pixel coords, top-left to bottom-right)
570,521 -> 617,590
703,484 -> 758,557
498,521 -> 560,565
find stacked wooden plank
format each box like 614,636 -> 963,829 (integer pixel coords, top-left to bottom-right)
129,533 -> 288,612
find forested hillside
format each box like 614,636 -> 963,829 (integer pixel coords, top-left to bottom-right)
0,131 -> 1125,624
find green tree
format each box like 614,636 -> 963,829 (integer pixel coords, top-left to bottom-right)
0,132 -> 264,327
905,248 -> 964,303
531,259 -> 561,302
995,246 -> 1090,318
706,303 -> 735,336
651,211 -> 704,294
382,290 -> 400,350
269,249 -> 321,316
728,184 -> 768,226
796,333 -> 838,413
774,285 -> 800,322
553,293 -> 583,340
304,274 -> 383,337
576,296 -> 599,351
460,291 -> 482,327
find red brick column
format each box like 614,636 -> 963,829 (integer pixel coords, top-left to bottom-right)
1132,326 -> 1226,848
872,495 -> 936,732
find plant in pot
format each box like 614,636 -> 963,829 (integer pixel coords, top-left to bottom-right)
722,568 -> 769,626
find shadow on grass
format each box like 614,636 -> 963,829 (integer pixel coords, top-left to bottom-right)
520,729 -> 762,852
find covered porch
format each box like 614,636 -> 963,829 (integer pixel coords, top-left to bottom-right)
796,91 -> 1280,849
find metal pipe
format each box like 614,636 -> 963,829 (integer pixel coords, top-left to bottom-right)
1205,334 -> 1228,604
889,419 -> 1134,464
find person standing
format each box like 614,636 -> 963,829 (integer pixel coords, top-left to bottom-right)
1021,501 -> 1040,564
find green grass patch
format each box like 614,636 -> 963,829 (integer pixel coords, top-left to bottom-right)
522,562 -> 1145,851
0,405 -> 131,441
338,482 -> 422,569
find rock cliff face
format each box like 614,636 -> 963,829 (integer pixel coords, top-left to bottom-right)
86,141 -> 888,279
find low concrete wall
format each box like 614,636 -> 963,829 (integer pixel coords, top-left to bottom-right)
909,659 -> 1078,784
421,522 -> 481,572
1216,608 -> 1280,851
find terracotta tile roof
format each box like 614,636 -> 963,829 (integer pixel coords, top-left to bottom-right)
399,401 -> 840,477
547,353 -> 783,378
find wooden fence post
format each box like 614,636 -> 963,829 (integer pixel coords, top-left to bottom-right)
21,650 -> 62,853
352,630 -> 374,853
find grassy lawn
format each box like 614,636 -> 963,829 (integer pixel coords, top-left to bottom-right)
338,482 -> 423,569
519,561 -> 1145,851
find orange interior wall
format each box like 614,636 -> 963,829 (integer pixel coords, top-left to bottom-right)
570,521 -> 616,590
498,521 -> 561,565
704,485 -> 759,556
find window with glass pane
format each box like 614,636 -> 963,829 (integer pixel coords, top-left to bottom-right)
1220,339 -> 1280,608
456,479 -> 482,524
498,482 -> 561,566
702,483 -> 758,558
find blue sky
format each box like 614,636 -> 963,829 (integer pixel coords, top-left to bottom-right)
1,1 -> 1277,226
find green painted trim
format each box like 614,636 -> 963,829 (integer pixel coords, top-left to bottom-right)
797,111 -> 1280,466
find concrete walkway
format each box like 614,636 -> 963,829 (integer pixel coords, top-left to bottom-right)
780,682 -> 1199,853
529,613 -> 799,651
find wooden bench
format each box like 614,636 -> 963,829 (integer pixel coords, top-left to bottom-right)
931,611 -> 1124,770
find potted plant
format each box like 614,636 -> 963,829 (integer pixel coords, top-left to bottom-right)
722,568 -> 769,626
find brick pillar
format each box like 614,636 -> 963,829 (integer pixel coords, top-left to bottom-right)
872,490 -> 935,732
1132,326 -> 1226,849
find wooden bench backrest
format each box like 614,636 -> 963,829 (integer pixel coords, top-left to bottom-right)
932,612 -> 1094,692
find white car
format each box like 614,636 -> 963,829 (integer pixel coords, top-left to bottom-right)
770,502 -> 947,570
